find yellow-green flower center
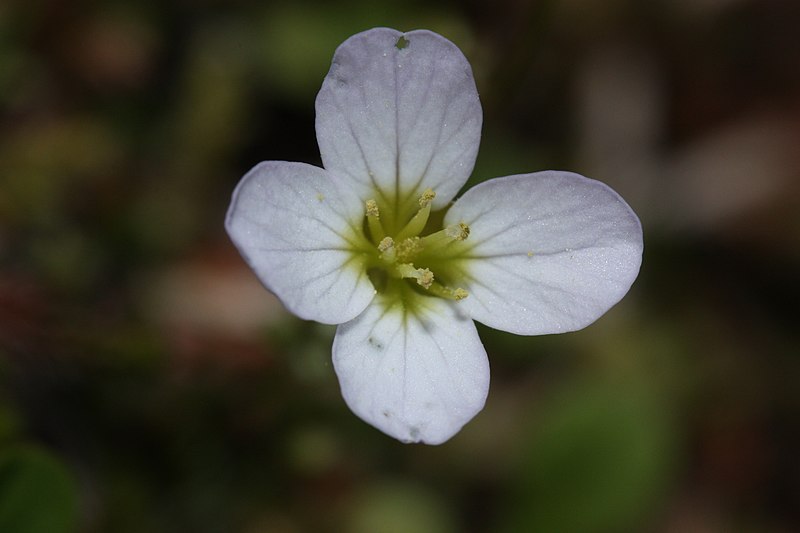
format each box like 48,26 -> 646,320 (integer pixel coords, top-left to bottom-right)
359,188 -> 470,301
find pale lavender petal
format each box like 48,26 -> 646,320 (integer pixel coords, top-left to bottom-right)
226,161 -> 375,324
445,171 -> 643,335
332,296 -> 489,444
316,28 -> 482,214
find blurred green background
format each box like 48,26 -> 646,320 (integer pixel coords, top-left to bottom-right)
1,0 -> 799,532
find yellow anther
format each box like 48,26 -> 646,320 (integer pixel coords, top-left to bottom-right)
417,268 -> 434,289
445,222 -> 470,241
365,199 -> 385,241
418,188 -> 435,208
366,199 -> 380,218
453,288 -> 468,300
378,236 -> 394,252
378,236 -> 396,262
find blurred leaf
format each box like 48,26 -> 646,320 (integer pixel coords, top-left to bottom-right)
0,445 -> 78,533
506,379 -> 676,533
346,480 -> 456,533
0,403 -> 20,445
284,425 -> 341,475
0,117 -> 122,225
258,0 -> 471,101
171,23 -> 250,166
467,127 -> 554,189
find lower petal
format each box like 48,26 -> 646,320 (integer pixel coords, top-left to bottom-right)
332,296 -> 489,445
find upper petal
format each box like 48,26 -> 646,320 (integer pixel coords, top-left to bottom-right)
225,161 -> 375,325
332,296 -> 489,445
316,28 -> 482,214
445,171 -> 643,335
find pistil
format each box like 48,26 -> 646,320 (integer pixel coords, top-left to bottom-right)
395,237 -> 421,263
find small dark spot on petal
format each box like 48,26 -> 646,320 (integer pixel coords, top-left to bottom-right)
395,36 -> 409,50
368,336 -> 384,351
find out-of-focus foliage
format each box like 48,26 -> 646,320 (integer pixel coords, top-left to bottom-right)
1,0 -> 799,531
0,445 -> 78,533
506,380 -> 676,533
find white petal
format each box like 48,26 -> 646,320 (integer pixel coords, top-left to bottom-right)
226,161 -> 375,325
316,28 -> 482,210
332,296 -> 489,444
445,171 -> 643,335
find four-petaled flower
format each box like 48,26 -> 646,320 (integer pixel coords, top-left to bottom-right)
226,28 -> 643,444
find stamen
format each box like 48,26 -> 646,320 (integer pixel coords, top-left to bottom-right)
419,222 -> 470,249
395,263 -> 434,289
395,188 -> 436,241
378,236 -> 396,262
427,282 -> 469,300
365,199 -> 385,241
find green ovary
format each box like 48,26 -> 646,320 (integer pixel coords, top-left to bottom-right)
355,188 -> 472,302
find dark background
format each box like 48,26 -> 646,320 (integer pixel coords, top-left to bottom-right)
1,0 -> 799,531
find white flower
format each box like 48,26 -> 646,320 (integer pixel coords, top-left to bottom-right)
226,28 -> 643,444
